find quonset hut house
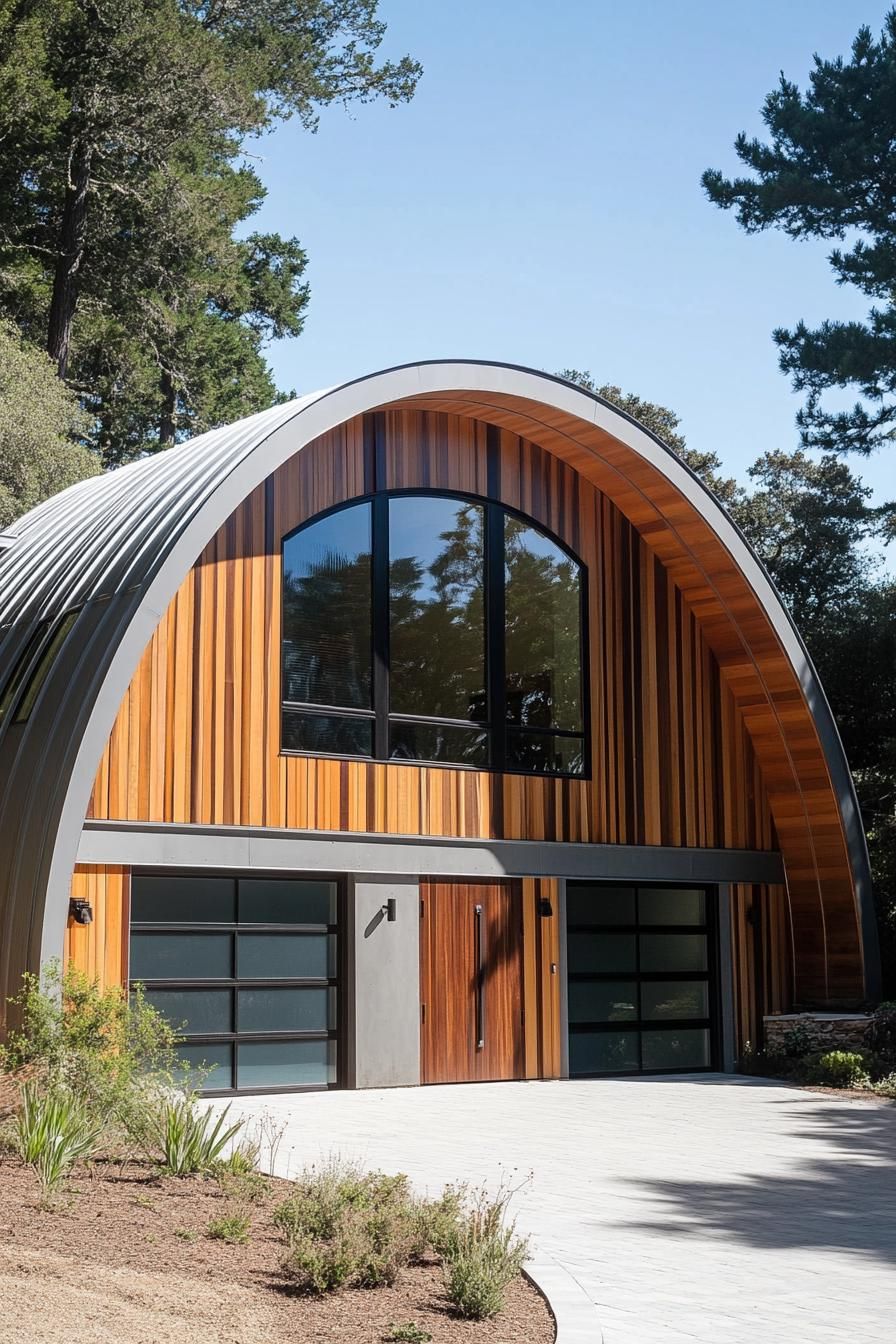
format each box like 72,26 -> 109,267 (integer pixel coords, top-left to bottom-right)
0,362 -> 879,1093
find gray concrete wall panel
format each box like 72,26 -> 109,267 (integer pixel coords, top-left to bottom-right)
349,877 -> 420,1089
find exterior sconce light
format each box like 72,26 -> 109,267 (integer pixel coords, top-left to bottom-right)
382,897 -> 397,922
537,897 -> 553,918
69,898 -> 93,925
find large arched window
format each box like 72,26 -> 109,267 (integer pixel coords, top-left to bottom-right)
282,493 -> 587,776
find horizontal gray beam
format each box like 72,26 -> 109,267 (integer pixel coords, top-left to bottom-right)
79,820 -> 785,885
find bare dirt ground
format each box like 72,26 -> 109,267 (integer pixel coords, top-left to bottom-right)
0,1158 -> 554,1344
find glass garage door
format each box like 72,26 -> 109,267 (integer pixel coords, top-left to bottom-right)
129,873 -> 340,1094
566,882 -> 716,1075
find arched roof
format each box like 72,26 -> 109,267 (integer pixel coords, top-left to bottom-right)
0,360 -> 879,1005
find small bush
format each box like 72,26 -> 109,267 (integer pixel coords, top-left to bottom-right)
157,1099 -> 246,1176
206,1211 -> 251,1244
801,1050 -> 871,1089
1,962 -> 183,1157
872,1072 -> 896,1099
0,1116 -> 18,1154
385,1325 -> 432,1343
778,1024 -> 813,1059
220,1139 -> 260,1175
216,1165 -> 269,1204
16,1082 -> 102,1194
442,1187 -> 529,1320
275,1159 -> 419,1292
274,1159 -> 413,1243
762,1023 -> 813,1077
867,1003 -> 896,1063
415,1184 -> 466,1259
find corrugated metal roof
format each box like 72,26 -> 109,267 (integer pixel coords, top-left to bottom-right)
0,393 -> 325,626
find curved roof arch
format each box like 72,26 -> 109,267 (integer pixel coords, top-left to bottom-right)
0,360 -> 878,1005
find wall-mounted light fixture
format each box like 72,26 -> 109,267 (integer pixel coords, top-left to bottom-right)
382,897 -> 397,922
537,897 -> 553,918
69,898 -> 93,925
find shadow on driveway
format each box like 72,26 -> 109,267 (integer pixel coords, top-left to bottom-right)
620,1096 -> 896,1262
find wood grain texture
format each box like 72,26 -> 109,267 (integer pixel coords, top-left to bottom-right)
64,865 -> 129,992
521,877 -> 561,1079
730,882 -> 792,1052
419,879 -> 524,1084
84,405 -> 863,1006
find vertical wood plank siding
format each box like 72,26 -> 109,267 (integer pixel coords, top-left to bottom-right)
89,412 -> 774,855
521,877 -> 562,1079
65,865 -> 129,993
394,394 -> 864,1006
81,406 -> 861,1010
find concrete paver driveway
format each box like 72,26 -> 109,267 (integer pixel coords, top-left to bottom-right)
219,1076 -> 896,1343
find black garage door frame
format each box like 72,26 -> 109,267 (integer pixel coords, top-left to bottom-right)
565,879 -> 721,1076
128,868 -> 347,1096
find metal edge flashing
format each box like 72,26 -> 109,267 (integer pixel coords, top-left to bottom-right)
77,821 -> 787,884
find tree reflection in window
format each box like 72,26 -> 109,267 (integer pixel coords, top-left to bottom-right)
505,517 -> 582,731
282,502 -> 372,710
389,497 -> 486,723
281,492 -> 587,776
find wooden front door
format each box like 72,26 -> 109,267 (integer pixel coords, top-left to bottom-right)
419,879 -> 524,1084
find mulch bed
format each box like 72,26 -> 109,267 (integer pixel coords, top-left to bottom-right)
0,1156 -> 554,1344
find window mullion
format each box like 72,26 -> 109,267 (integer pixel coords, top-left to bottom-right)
372,492 -> 390,760
486,501 -> 506,771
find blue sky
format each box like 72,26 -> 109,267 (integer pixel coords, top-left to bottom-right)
251,1 -> 893,524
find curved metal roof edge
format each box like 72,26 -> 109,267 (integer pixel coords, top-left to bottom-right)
0,358 -> 870,996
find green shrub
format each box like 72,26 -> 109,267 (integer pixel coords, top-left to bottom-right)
274,1159 -> 412,1243
761,1023 -> 813,1078
0,1117 -> 18,1154
206,1210 -> 251,1244
215,1165 -> 269,1204
16,1082 -> 102,1194
275,1159 -> 419,1292
157,1099 -> 246,1176
1,962 -> 183,1155
281,1213 -> 377,1291
777,1024 -> 813,1060
867,1003 -> 896,1062
385,1325 -> 432,1343
280,1201 -> 416,1290
415,1184 -> 466,1259
442,1188 -> 529,1320
220,1139 -> 260,1175
801,1050 -> 871,1089
872,1072 -> 896,1099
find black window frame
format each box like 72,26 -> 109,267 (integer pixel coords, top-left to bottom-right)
128,870 -> 345,1097
565,881 -> 720,1076
280,487 -> 590,779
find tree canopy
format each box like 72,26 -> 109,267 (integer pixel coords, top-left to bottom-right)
0,0 -> 420,465
0,318 -> 98,527
736,449 -> 882,630
556,369 -> 742,506
702,10 -> 896,457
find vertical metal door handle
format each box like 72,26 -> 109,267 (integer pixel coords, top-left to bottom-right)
474,903 -> 484,1050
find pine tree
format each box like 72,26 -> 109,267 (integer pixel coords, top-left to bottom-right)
703,11 -> 896,457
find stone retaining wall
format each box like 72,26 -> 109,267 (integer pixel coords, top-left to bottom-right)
764,1013 -> 871,1054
